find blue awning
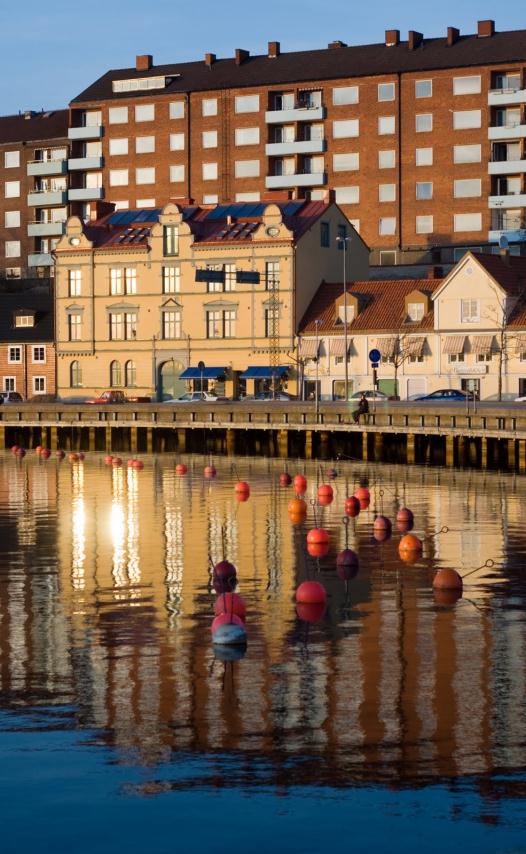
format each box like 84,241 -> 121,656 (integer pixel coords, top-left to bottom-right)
239,366 -> 289,379
179,367 -> 226,380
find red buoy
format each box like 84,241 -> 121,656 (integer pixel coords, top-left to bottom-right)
296,580 -> 327,604
15,447 -> 26,458
373,528 -> 391,543
318,483 -> 333,498
336,548 -> 359,567
78,453 -> 85,461
433,589 -> 462,606
373,515 -> 392,530
433,568 -> 463,591
213,560 -> 237,581
41,448 -> 51,460
397,507 -> 414,523
307,528 -> 329,544
214,592 -> 247,622
279,472 -> 292,486
296,602 -> 326,623
337,563 -> 359,581
133,460 -> 144,470
359,497 -> 370,511
112,457 -> 122,467
204,465 -> 217,479
307,541 -> 329,558
69,453 -> 79,463
345,496 -> 360,517
235,481 -> 250,494
56,450 -> 65,460
318,493 -> 333,507
293,474 -> 307,494
354,486 -> 370,501
127,459 -> 135,468
104,454 -> 113,465
175,463 -> 187,475
11,445 -> 19,455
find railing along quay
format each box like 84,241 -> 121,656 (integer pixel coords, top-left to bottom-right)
1,401 -> 526,469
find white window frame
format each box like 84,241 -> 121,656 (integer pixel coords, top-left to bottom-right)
460,299 -> 480,323
135,104 -> 155,122
202,131 -> 217,149
334,186 -> 360,204
415,113 -> 433,133
169,101 -> 185,120
170,133 -> 185,151
234,159 -> 260,178
453,110 -> 482,130
202,98 -> 218,117
135,135 -> 155,154
235,94 -> 260,113
416,215 -> 433,234
454,213 -> 482,232
332,86 -> 359,105
416,147 -> 433,166
109,169 -> 129,186
378,183 -> 396,202
379,217 -> 396,236
135,167 -> 155,184
333,119 -> 359,139
108,106 -> 128,124
453,75 -> 482,95
8,345 -> 22,364
4,211 -> 21,228
169,164 -> 185,183
415,79 -> 432,98
378,116 -> 395,135
109,138 -> 128,156
4,150 -> 20,169
454,178 -> 482,198
202,162 -> 218,181
235,127 -> 260,146
4,181 -> 20,198
454,144 -> 482,164
416,182 -> 433,200
378,82 -> 395,101
378,150 -> 395,169
333,153 -> 359,172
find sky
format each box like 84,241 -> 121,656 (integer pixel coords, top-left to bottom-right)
1,0 -> 526,115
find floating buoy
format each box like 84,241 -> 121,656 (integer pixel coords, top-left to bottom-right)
397,518 -> 414,533
213,560 -> 237,582
104,454 -> 113,465
296,580 -> 327,604
433,589 -> 462,606
175,463 -> 187,475
373,515 -> 392,531
35,446 -> 42,456
318,493 -> 333,507
307,541 -> 329,558
69,453 -> 79,463
373,528 -> 391,543
11,445 -> 19,455
127,459 -> 135,468
354,486 -> 370,501
204,465 -> 217,479
56,450 -> 65,459
213,575 -> 237,593
211,613 -> 247,646
133,460 -> 144,470
235,481 -> 250,494
288,498 -> 307,515
359,497 -> 370,511
279,472 -> 292,486
432,568 -> 463,591
15,447 -> 26,458
307,528 -> 329,544
296,601 -> 326,623
78,453 -> 85,461
327,467 -> 338,480
112,456 -> 122,467
214,645 -> 246,662
41,448 -> 51,460
293,474 -> 307,494
399,533 -> 422,554
337,563 -> 359,581
318,483 -> 333,498
288,512 -> 306,526
397,507 -> 414,524
344,496 -> 360,517
336,548 -> 359,567
214,592 -> 247,622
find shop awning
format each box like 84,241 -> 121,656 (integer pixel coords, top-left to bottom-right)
330,337 -> 352,357
239,366 -> 289,379
471,335 -> 494,355
180,367 -> 227,380
406,337 -> 425,357
443,335 -> 466,355
378,337 -> 397,358
299,338 -> 320,359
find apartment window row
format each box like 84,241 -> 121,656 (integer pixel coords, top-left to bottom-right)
109,167 -> 156,186
110,267 -> 136,295
7,345 -> 46,363
206,309 -> 236,338
109,312 -> 137,341
205,264 -> 237,293
2,376 -> 46,393
3,151 -> 20,169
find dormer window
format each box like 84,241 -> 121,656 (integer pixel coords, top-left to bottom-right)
407,302 -> 424,322
14,312 -> 35,328
338,304 -> 355,324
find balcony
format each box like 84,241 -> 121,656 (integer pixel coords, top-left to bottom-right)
488,159 -> 526,175
488,124 -> 526,140
488,225 -> 526,242
265,172 -> 326,189
68,125 -> 103,140
488,88 -> 526,106
27,221 -> 66,237
265,106 -> 325,124
27,190 -> 68,206
27,159 -> 67,177
68,187 -> 104,201
28,253 -> 53,267
488,193 -> 526,209
68,156 -> 104,171
265,139 -> 325,156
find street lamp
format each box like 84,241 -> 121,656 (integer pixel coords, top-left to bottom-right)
314,318 -> 321,421
336,233 -> 352,403
198,360 -> 205,398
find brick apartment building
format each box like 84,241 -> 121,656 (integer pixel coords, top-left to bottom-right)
2,20 -> 526,278
0,283 -> 55,399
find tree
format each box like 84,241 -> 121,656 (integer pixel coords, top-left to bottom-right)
380,331 -> 424,398
484,283 -> 524,402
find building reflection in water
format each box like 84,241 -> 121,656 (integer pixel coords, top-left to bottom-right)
0,453 -> 525,799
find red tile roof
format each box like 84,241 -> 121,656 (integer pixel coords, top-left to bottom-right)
470,252 -> 526,297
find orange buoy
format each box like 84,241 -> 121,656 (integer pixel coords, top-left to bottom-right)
296,601 -> 326,623
373,515 -> 392,530
336,548 -> 359,567
41,448 -> 51,460
307,528 -> 329,544
293,474 -> 307,494
345,496 -> 360,517
204,465 -> 217,478
56,450 -> 65,459
279,472 -> 292,486
112,457 -> 122,467
69,453 -> 79,463
307,541 -> 329,558
354,486 -> 370,501
235,481 -> 250,494
433,568 -> 463,591
288,512 -> 306,526
35,446 -> 42,456
296,580 -> 327,604
214,592 -> 247,621
175,463 -> 187,475
399,533 -> 422,554
288,498 -> 307,515
433,588 -> 462,606
235,491 -> 250,503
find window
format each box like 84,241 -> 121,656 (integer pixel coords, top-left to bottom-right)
454,144 -> 481,164
5,181 -> 20,198
448,352 -> 465,363
4,151 -> 20,168
164,225 -> 178,256
3,377 -> 16,392
206,309 -> 235,338
333,119 -> 359,138
332,86 -> 359,105
109,169 -> 129,186
82,110 -> 101,127
235,192 -> 260,202
169,165 -> 185,183
235,127 -> 260,146
224,264 -> 236,292
33,377 -> 46,394
454,178 -> 482,198
265,261 -> 280,290
416,113 -> 433,132
477,352 -> 493,363
337,224 -> 347,246
204,194 -> 219,204
202,131 -> 217,148
68,314 -> 82,341
378,82 -> 395,101
136,167 -> 155,184
416,182 -> 433,200
70,361 -> 82,387
14,314 -> 34,328
203,162 -> 218,180
235,94 -> 259,113
109,312 -> 137,341
110,267 -> 136,295
461,299 -> 480,322
4,211 -> 20,228
205,265 -> 223,293
408,303 -> 425,321
162,310 -> 182,339
378,116 -> 395,135
454,213 -> 482,232
110,361 -> 122,386
265,307 -> 279,337
380,251 -> 397,265
416,147 -> 433,166
162,266 -> 180,293
453,110 -> 481,129
320,222 -> 330,247
169,101 -> 185,119
415,80 -> 432,98
379,217 -> 396,235
335,186 -> 359,204
379,150 -> 396,169
379,184 -> 396,202
136,198 -> 155,208
68,269 -> 81,297
235,159 -> 259,178
109,138 -> 128,156
453,75 -> 481,95
108,106 -> 128,124
5,241 -> 20,257
125,361 -> 136,387
135,104 -> 155,122
202,98 -> 218,116
333,153 -> 359,172
8,346 -> 21,363
86,172 -> 102,188
416,215 -> 433,234
32,346 -> 45,363
170,133 -> 185,151
136,136 -> 155,154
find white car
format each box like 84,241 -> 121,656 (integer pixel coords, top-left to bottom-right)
163,391 -> 227,403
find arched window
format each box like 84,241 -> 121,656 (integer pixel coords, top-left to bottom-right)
110,360 -> 122,387
70,360 -> 82,387
125,360 -> 136,387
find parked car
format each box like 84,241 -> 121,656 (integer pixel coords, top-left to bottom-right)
414,388 -> 476,402
483,393 -> 517,402
514,396 -> 526,402
0,391 -> 24,404
163,391 -> 227,403
85,390 -> 128,404
348,390 -> 389,402
252,391 -> 296,401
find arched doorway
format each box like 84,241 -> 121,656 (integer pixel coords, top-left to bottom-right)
159,360 -> 185,401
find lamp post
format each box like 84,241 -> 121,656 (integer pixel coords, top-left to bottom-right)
336,233 -> 352,402
198,360 -> 205,398
314,318 -> 321,421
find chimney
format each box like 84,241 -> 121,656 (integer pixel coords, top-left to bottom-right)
268,41 -> 280,58
90,201 -> 116,222
328,40 -> 347,49
136,54 -> 153,71
385,29 -> 400,47
408,30 -> 423,50
428,265 -> 443,279
477,19 -> 495,38
447,26 -> 460,46
235,48 -> 249,65
204,52 -> 216,67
